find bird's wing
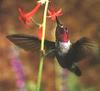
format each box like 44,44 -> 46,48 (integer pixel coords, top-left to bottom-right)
67,37 -> 99,62
7,34 -> 55,56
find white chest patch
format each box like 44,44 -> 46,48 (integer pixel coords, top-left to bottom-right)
59,41 -> 71,54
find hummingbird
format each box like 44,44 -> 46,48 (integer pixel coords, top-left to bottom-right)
7,17 -> 99,76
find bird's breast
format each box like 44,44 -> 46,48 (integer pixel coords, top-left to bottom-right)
58,40 -> 71,55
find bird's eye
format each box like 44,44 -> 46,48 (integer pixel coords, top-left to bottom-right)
65,27 -> 68,32
65,27 -> 67,30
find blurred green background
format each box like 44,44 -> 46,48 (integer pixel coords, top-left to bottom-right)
0,0 -> 100,91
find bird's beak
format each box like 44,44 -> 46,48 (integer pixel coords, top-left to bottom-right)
56,17 -> 62,27
56,17 -> 66,32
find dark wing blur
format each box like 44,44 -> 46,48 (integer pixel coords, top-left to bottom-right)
7,34 -> 55,55
67,37 -> 99,62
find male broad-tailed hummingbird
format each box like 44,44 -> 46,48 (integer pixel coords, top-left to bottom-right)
7,17 -> 99,76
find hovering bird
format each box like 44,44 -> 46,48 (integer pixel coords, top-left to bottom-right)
7,17 -> 99,76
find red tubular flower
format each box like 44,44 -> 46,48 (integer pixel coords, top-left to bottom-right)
18,2 -> 41,26
38,25 -> 43,40
47,8 -> 63,21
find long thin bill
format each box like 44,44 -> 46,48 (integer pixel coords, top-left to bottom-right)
56,17 -> 61,26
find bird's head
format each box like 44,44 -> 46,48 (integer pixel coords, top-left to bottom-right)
56,17 -> 69,42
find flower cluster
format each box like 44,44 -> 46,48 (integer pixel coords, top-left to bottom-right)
18,0 -> 63,39
18,2 -> 41,26
48,8 -> 63,21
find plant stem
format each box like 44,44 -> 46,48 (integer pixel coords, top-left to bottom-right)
41,0 -> 49,51
37,56 -> 44,91
37,0 -> 49,91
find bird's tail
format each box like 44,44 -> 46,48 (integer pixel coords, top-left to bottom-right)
68,64 -> 81,76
